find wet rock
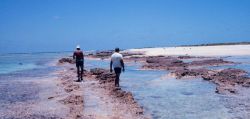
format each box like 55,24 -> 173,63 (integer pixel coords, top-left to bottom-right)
60,94 -> 83,105
48,96 -> 54,99
215,86 -> 237,94
136,108 -> 144,115
22,114 -> 62,119
177,55 -> 197,59
87,50 -> 144,59
94,50 -> 113,58
90,68 -> 107,75
142,56 -> 234,71
120,52 -> 144,57
190,59 -> 234,66
64,84 -> 80,93
90,68 -> 116,81
96,72 -> 116,81
202,68 -> 250,94
173,68 -> 209,79
58,58 -> 75,64
143,56 -> 186,70
124,56 -> 147,62
242,80 -> 250,87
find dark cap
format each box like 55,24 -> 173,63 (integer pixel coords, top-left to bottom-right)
115,48 -> 120,52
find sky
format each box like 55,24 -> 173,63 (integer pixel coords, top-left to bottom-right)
0,0 -> 250,53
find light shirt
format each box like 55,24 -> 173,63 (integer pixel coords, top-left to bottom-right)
111,52 -> 123,68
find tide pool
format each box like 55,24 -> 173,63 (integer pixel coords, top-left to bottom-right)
85,56 -> 250,119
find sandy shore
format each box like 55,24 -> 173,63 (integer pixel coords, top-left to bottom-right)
126,44 -> 250,56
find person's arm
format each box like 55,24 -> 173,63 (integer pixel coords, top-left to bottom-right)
121,59 -> 125,72
73,52 -> 76,59
82,52 -> 84,69
110,60 -> 113,72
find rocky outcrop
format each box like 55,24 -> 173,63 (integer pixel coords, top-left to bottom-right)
172,67 -> 250,94
95,50 -> 113,58
121,52 -> 144,57
201,68 -> 250,94
142,56 -> 234,70
86,50 -> 144,59
90,68 -> 107,75
90,68 -> 144,115
173,68 -> 209,79
60,94 -> 83,105
58,58 -> 75,64
189,59 -> 234,66
143,56 -> 186,70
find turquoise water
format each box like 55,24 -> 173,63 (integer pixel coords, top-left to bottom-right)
0,53 -> 66,75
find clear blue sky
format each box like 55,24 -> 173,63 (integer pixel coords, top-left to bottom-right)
0,0 -> 250,53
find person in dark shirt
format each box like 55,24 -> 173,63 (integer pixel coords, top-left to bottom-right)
73,45 -> 84,82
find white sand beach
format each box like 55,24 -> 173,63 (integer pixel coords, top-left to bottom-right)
127,45 -> 250,57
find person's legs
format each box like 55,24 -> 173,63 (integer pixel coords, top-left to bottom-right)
114,68 -> 121,87
116,73 -> 121,87
76,63 -> 80,81
80,62 -> 84,81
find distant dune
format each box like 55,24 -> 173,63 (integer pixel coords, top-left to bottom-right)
127,44 -> 250,56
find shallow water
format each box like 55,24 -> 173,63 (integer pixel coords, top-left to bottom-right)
121,69 -> 231,119
85,56 -> 250,119
0,53 -> 65,74
0,52 -> 66,118
1,53 -> 250,119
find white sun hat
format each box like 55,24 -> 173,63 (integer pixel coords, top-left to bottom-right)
76,45 -> 80,49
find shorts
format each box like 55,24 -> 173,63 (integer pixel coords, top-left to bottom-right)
76,61 -> 83,67
114,67 -> 121,74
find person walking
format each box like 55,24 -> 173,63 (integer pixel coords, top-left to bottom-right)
110,48 -> 125,87
73,45 -> 84,82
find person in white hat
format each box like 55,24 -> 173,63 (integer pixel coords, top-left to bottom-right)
73,45 -> 84,82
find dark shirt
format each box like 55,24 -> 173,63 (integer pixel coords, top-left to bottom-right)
73,50 -> 84,62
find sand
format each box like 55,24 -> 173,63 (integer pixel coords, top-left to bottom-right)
126,44 -> 250,56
